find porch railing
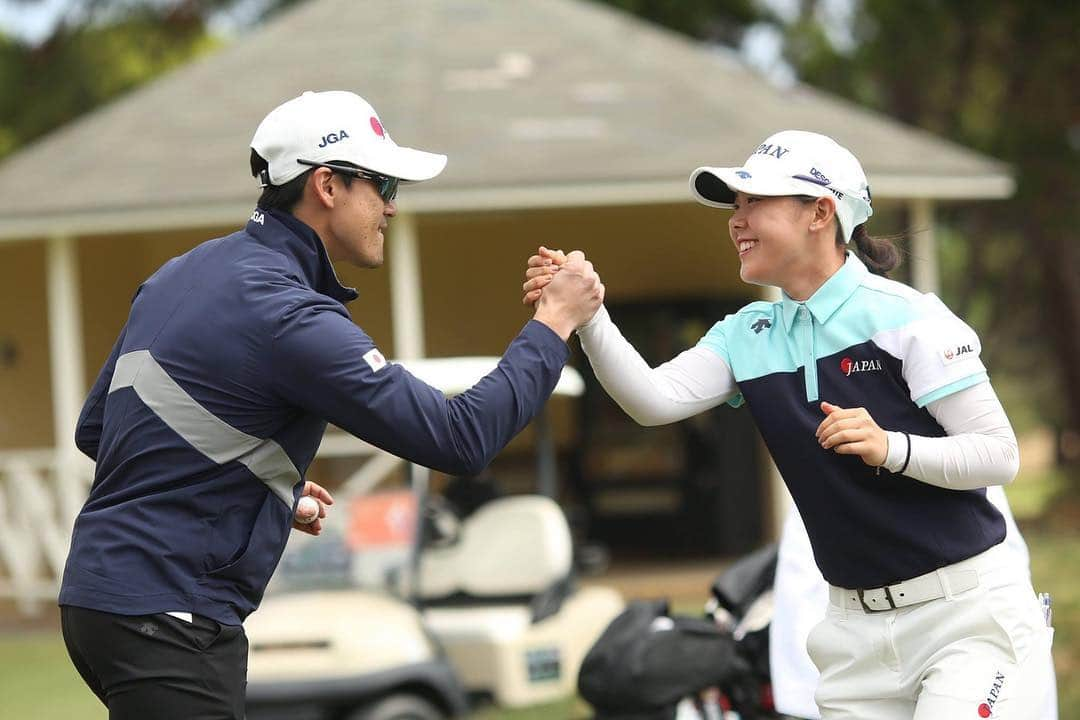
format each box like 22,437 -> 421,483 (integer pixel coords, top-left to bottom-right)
0,432 -> 403,616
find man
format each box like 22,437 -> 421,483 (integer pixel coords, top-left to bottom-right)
59,90 -> 603,719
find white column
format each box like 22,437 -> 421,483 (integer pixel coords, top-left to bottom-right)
909,198 -> 939,294
388,213 -> 425,359
46,234 -> 87,525
46,235 -> 85,455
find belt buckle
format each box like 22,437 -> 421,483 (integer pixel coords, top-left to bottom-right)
857,586 -> 897,613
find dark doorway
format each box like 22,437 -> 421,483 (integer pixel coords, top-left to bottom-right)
571,298 -> 764,558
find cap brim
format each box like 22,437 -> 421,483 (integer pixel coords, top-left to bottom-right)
365,144 -> 447,182
689,166 -> 830,208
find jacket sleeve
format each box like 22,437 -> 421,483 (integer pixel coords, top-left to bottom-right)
270,297 -> 569,476
74,323 -> 128,460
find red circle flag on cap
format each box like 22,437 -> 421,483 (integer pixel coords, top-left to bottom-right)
251,91 -> 447,187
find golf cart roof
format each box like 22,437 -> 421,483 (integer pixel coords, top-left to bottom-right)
396,357 -> 585,398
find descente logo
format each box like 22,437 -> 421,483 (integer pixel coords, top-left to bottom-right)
840,356 -> 882,376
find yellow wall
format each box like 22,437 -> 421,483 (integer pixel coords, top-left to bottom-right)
76,227 -> 397,381
416,202 -> 749,455
78,227 -> 235,386
0,222 -> 395,450
324,252 -> 395,358
0,202 -> 746,450
0,241 -> 53,448
3,198 -> 905,451
418,202 -> 744,358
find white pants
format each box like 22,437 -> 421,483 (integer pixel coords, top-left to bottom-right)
807,544 -> 1054,719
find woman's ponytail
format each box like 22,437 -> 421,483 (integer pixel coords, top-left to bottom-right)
849,224 -> 900,277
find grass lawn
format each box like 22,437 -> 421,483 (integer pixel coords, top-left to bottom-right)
0,628 -> 588,720
8,528 -> 1076,720
6,471 -> 1077,719
1027,529 -> 1080,716
0,630 -> 106,719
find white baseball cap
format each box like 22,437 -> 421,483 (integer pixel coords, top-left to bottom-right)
250,90 -> 447,186
689,130 -> 873,242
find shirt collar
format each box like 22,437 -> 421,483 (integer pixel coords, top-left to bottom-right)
245,208 -> 358,304
780,252 -> 868,332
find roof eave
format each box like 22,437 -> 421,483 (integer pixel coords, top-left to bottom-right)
0,172 -> 1014,243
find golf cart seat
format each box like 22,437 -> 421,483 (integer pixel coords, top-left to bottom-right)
418,495 -> 572,601
417,495 -> 623,708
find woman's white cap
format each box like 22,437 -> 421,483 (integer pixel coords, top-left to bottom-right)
689,130 -> 873,242
251,90 -> 447,186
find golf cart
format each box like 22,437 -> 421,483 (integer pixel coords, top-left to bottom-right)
244,358 -> 624,720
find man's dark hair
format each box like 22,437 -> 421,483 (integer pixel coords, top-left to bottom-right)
249,150 -> 354,213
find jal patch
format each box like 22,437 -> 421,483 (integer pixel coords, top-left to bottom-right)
940,342 -> 978,365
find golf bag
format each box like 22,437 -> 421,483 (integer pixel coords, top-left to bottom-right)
579,544 -> 781,720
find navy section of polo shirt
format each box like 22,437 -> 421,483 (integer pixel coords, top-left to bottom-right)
698,253 -> 1004,589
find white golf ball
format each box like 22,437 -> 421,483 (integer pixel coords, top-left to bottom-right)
295,496 -> 320,524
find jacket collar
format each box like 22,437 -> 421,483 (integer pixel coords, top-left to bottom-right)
245,208 -> 358,304
780,252 -> 867,332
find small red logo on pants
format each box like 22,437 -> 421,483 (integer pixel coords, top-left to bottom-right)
978,671 -> 1006,716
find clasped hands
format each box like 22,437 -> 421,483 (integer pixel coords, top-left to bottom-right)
520,246 -> 889,470
526,246 -> 604,341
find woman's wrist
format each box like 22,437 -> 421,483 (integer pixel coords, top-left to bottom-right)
883,430 -> 909,473
575,303 -> 609,335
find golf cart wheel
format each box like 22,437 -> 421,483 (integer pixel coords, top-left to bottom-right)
344,693 -> 445,720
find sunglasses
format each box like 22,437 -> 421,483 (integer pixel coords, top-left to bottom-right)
296,159 -> 400,202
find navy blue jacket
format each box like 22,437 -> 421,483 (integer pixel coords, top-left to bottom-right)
60,209 -> 569,625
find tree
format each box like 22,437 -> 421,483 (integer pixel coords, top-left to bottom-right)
595,0 -> 1080,490
780,0 -> 1080,487
596,0 -> 765,46
0,0 -> 304,160
0,3 -> 207,159
4,0 -> 1078,484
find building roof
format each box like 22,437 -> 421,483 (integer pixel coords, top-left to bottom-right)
0,0 -> 1013,240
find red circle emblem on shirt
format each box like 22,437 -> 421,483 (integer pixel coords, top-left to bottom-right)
978,703 -> 992,718
840,357 -> 853,375
370,117 -> 385,137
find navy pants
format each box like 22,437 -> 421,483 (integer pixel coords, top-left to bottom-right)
61,605 -> 248,719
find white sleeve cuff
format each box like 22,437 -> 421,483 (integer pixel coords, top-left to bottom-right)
883,431 -> 909,473
889,381 -> 1019,489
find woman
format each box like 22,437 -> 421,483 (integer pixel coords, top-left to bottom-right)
522,130 -> 1054,719
771,490 -> 1058,720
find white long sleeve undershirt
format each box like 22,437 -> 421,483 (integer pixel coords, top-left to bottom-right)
881,383 -> 1019,489
576,304 -> 1019,490
576,305 -> 738,426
